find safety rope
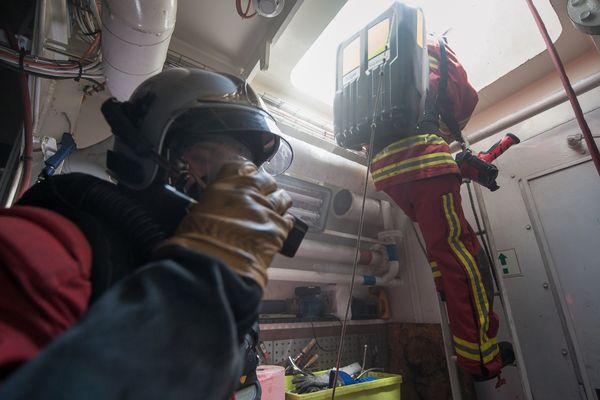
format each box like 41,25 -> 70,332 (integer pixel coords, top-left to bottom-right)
330,64 -> 385,399
524,0 -> 600,176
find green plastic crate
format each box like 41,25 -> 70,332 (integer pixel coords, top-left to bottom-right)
285,371 -> 402,400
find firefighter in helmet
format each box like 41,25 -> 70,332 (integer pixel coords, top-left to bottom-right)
0,68 -> 294,399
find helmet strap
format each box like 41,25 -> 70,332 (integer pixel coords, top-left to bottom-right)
436,37 -> 465,145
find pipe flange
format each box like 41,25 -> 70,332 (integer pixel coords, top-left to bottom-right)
568,0 -> 600,35
377,229 -> 404,243
369,243 -> 388,261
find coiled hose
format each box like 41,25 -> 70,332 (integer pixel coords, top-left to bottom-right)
18,173 -> 166,259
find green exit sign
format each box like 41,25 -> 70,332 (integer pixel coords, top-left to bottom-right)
497,248 -> 522,277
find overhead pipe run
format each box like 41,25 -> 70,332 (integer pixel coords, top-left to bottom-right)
525,0 -> 600,176
295,240 -> 384,267
332,188 -> 382,223
102,0 -> 177,101
268,268 -> 358,285
269,243 -> 402,286
274,189 -> 405,285
284,136 -> 379,197
273,188 -> 406,286
452,71 -> 600,152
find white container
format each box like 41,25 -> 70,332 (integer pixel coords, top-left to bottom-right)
257,365 -> 285,400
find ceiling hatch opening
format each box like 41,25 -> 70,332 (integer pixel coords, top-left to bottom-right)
291,0 -> 562,106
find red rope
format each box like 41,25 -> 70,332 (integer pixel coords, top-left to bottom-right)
15,67 -> 33,200
525,0 -> 600,176
4,29 -> 33,200
235,0 -> 256,19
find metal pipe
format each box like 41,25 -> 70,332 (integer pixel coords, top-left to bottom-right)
284,136 -> 379,197
321,229 -> 381,244
15,68 -> 33,200
380,199 -> 394,231
5,30 -> 34,200
43,41 -> 97,63
31,0 -> 47,135
295,239 -> 384,267
332,188 -> 382,223
375,260 -> 400,284
3,0 -> 46,205
526,0 -> 600,175
262,93 -> 335,144
437,294 -> 463,400
269,242 -> 403,286
454,71 -> 600,151
288,191 -> 323,209
267,267 -> 402,286
102,0 -> 177,100
4,145 -> 24,206
268,268 -> 356,284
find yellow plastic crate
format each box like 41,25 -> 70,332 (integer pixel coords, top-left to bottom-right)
284,371 -> 402,400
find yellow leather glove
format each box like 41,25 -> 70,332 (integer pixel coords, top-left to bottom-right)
162,160 -> 294,289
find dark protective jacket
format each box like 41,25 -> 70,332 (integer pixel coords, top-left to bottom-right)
0,206 -> 92,380
1,243 -> 262,399
0,174 -> 262,399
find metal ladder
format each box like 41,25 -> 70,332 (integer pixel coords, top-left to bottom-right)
433,183 -> 534,400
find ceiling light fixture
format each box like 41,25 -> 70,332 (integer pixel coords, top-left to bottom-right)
255,0 -> 284,18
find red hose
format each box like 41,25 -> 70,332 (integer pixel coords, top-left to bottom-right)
525,0 -> 600,176
15,72 -> 33,200
5,29 -> 33,200
235,0 -> 256,19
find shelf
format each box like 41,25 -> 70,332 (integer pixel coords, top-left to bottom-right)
259,319 -> 387,331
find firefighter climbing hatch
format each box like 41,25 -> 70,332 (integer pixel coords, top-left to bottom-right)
333,3 -> 516,380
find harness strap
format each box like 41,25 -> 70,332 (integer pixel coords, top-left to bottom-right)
437,38 -> 465,144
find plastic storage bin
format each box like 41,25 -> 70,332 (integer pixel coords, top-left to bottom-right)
284,371 -> 402,400
258,365 -> 285,400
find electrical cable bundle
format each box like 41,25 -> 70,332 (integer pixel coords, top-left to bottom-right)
0,46 -> 103,82
0,0 -> 104,83
0,0 -> 104,200
71,0 -> 102,44
70,0 -> 103,67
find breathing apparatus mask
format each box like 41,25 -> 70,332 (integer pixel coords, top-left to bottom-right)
101,68 -> 306,256
167,134 -> 255,199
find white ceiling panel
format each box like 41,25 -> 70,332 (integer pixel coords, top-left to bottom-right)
171,0 -> 302,76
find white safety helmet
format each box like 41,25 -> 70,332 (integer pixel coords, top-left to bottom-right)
104,68 -> 292,190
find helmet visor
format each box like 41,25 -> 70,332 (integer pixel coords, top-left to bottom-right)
260,136 -> 292,176
178,135 -> 254,185
166,106 -> 293,174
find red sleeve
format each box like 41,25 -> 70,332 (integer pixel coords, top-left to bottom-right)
427,37 -> 479,140
0,206 -> 92,379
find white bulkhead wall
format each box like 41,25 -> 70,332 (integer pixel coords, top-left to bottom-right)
456,47 -> 600,399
